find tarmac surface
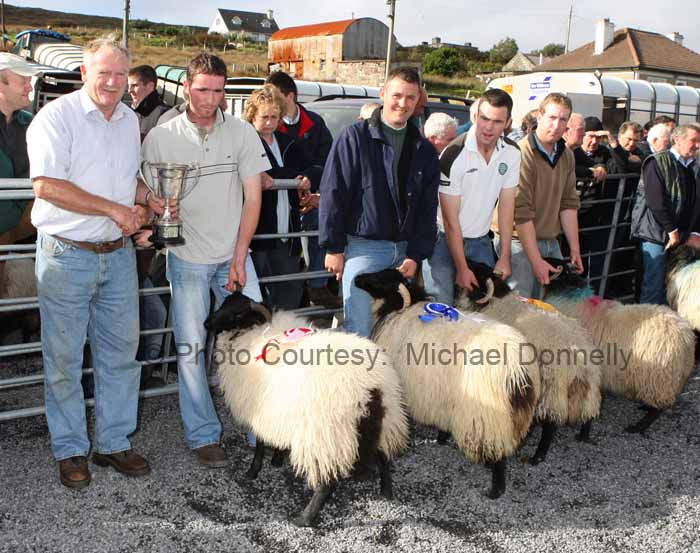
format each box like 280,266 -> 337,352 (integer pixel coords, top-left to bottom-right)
2,353 -> 700,553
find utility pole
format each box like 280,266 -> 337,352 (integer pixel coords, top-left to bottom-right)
122,0 -> 130,49
565,4 -> 573,54
385,0 -> 396,81
1,0 -> 6,51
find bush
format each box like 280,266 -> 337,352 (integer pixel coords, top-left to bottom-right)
423,47 -> 462,77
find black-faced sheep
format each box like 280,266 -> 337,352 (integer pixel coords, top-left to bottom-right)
204,292 -> 409,527
456,261 -> 601,464
354,269 -> 540,499
543,259 -> 696,433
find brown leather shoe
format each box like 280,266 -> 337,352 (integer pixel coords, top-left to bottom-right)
92,449 -> 151,477
193,444 -> 227,468
59,456 -> 91,489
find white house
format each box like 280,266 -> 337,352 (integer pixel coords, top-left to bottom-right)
208,8 -> 279,43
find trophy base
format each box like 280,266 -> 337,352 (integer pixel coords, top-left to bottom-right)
151,224 -> 185,247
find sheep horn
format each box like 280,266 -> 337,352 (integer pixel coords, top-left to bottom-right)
250,302 -> 272,322
475,278 -> 495,304
397,282 -> 411,311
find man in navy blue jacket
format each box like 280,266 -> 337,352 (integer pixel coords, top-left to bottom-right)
319,67 -> 440,337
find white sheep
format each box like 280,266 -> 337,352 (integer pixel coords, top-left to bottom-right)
354,269 -> 541,499
204,292 -> 409,527
455,261 -> 602,464
666,244 -> 700,334
544,261 -> 696,432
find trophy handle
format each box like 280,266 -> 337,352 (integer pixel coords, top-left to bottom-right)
181,162 -> 201,199
139,160 -> 159,196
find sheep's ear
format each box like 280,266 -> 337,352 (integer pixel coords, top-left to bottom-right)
397,283 -> 411,311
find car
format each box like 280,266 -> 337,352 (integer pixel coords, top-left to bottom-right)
303,96 -> 472,138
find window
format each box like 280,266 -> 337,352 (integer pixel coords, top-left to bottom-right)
261,19 -> 271,28
231,16 -> 242,26
319,59 -> 326,70
215,17 -> 221,25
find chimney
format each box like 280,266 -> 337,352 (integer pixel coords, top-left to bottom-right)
266,9 -> 274,20
594,18 -> 615,55
666,32 -> 684,45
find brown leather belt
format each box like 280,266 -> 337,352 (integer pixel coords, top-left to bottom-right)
53,235 -> 126,254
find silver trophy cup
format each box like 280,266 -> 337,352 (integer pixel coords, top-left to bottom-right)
140,161 -> 200,247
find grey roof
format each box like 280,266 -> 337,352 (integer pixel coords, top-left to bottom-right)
216,9 -> 279,34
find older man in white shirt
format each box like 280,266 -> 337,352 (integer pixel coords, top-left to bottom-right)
29,37 -> 159,489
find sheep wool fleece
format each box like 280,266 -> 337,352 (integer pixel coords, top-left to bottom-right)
457,293 -> 601,426
374,303 -> 541,463
216,311 -> 409,489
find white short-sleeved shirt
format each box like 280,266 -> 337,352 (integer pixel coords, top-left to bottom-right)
437,129 -> 521,238
28,88 -> 141,241
141,110 -> 270,264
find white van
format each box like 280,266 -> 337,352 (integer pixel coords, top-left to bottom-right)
488,72 -> 700,130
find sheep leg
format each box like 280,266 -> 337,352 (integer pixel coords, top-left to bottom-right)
529,420 -> 557,465
436,430 -> 450,445
245,439 -> 266,479
270,448 -> 287,468
376,451 -> 393,500
487,459 -> 507,499
626,407 -> 662,433
291,483 -> 335,528
576,420 -> 593,442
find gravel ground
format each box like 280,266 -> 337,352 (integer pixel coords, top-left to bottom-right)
2,354 -> 700,553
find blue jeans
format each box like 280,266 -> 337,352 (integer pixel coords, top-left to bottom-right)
342,235 -> 407,338
166,251 -> 262,449
497,236 -> 562,299
639,240 -> 667,305
138,276 -> 168,362
301,208 -> 326,288
422,232 -> 496,305
35,232 -> 140,461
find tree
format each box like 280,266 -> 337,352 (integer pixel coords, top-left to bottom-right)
423,47 -> 462,77
489,37 -> 518,65
534,43 -> 565,57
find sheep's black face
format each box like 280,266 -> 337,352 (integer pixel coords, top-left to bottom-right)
355,269 -> 405,300
204,292 -> 270,334
465,261 -> 511,301
355,268 -> 428,318
541,257 -> 589,298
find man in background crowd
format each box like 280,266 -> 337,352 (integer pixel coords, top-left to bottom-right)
127,64 -> 168,141
266,71 -> 339,308
631,123 -> 700,304
0,54 -> 38,246
423,112 -> 458,155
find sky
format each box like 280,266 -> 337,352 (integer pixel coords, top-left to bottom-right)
15,0 -> 700,54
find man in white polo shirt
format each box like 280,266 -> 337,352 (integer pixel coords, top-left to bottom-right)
142,54 -> 269,468
423,88 -> 519,305
29,37 -> 158,488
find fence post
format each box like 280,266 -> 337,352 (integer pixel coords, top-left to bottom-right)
598,176 -> 627,297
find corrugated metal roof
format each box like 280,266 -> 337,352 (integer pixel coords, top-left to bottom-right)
270,19 -> 356,41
